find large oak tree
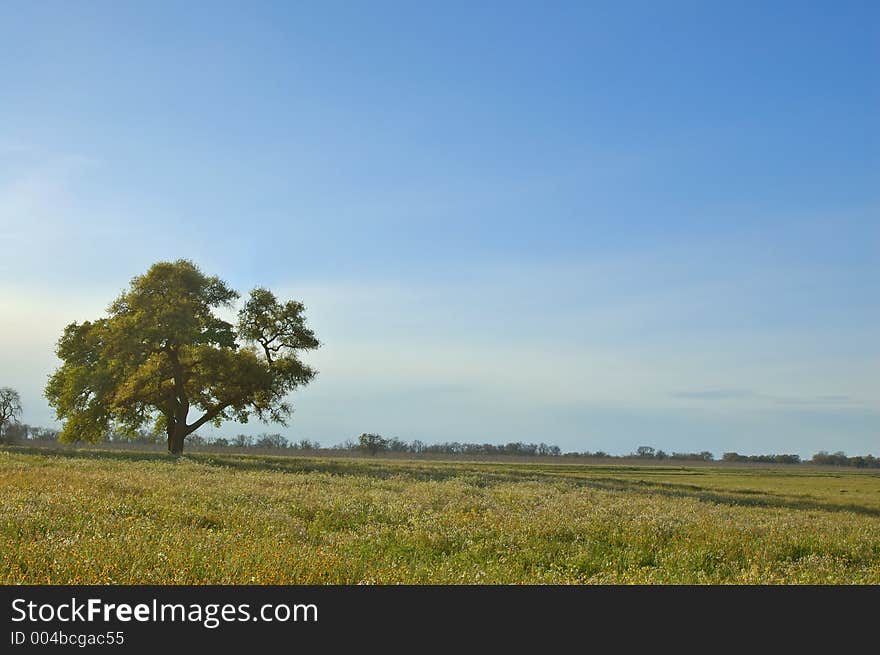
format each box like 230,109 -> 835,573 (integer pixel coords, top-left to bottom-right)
45,260 -> 319,454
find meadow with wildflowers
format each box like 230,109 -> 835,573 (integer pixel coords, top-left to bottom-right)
2,447 -> 879,584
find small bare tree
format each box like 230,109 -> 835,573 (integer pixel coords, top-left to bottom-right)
0,387 -> 23,443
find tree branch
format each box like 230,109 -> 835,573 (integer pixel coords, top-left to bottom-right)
186,404 -> 228,435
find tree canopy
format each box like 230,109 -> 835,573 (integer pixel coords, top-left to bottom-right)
358,433 -> 388,456
45,260 -> 319,454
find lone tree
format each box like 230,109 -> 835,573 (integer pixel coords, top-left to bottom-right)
358,433 -> 388,456
0,387 -> 23,443
45,260 -> 319,454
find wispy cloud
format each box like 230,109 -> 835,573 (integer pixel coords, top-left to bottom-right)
770,394 -> 857,406
673,389 -> 860,408
672,389 -> 757,400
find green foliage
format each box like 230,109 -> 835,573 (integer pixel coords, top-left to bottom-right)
238,287 -> 319,363
44,260 -> 319,453
723,452 -> 803,465
358,433 -> 388,456
254,433 -> 288,449
811,451 -> 880,468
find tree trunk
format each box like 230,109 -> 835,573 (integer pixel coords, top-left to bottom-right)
168,424 -> 187,455
166,346 -> 190,456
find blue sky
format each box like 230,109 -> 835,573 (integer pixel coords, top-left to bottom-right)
1,1 -> 877,456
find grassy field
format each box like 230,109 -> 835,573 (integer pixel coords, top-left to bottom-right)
2,447 -> 879,584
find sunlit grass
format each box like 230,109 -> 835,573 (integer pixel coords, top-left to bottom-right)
2,447 -> 879,584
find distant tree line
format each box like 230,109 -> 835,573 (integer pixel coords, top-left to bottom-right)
345,434 -> 564,457
208,434 -> 322,451
808,451 -> 880,468
106,430 -> 323,451
721,451 -> 880,468
2,422 -> 878,467
722,452 -> 802,465
1,422 -> 59,443
624,445 -> 715,461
